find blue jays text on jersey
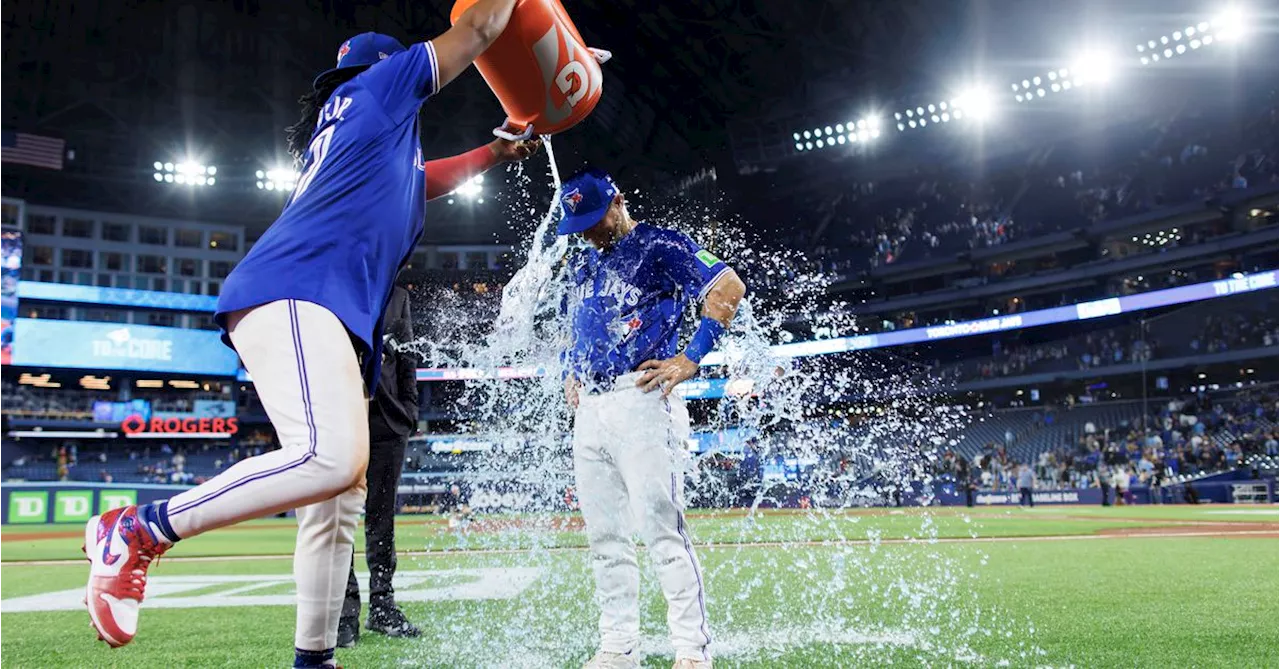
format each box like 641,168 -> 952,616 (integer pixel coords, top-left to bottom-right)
563,223 -> 731,385
215,41 -> 441,390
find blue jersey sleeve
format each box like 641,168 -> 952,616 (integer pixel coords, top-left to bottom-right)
654,228 -> 731,301
359,41 -> 440,122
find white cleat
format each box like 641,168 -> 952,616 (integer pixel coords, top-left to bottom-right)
83,505 -> 168,648
583,650 -> 642,669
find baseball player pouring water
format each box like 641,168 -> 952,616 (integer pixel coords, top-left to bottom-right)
79,1 -> 541,664
558,168 -> 747,669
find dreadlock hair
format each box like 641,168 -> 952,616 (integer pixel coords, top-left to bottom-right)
285,68 -> 364,164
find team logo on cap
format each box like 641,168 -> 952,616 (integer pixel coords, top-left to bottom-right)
336,40 -> 351,65
562,188 -> 583,212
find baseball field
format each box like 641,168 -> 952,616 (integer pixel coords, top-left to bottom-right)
1,505 -> 1276,667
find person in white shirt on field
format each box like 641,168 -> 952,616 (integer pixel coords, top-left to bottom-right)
1113,467 -> 1131,505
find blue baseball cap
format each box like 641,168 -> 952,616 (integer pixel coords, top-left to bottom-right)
313,32 -> 406,89
557,168 -> 620,235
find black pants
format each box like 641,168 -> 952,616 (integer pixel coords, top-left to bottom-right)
1019,487 -> 1033,507
343,432 -> 407,618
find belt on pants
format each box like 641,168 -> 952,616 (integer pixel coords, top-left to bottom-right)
582,371 -> 645,395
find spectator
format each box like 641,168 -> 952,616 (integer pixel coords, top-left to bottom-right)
1099,466 -> 1112,506
1017,464 -> 1035,508
1116,467 -> 1133,505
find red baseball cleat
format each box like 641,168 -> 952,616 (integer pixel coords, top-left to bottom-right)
83,505 -> 168,648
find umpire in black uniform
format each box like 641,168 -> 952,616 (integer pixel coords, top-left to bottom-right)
339,284 -> 420,646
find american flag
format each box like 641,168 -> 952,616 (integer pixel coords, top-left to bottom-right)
1,131 -> 65,170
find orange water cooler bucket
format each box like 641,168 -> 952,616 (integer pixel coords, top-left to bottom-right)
450,0 -> 609,139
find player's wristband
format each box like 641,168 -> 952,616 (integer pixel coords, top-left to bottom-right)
683,317 -> 727,364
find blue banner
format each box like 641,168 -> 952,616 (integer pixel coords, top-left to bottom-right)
153,399 -> 236,420
687,426 -> 757,454
674,378 -> 759,400
92,399 -> 152,423
17,281 -> 218,312
8,319 -> 239,375
703,270 -> 1279,364
1,230 -> 20,365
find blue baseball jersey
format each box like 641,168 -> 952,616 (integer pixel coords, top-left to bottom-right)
563,223 -> 731,383
216,41 -> 440,389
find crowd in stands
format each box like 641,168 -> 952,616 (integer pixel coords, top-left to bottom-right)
921,297 -> 1277,384
936,390 -> 1278,497
1,382 -> 232,420
817,176 -> 1021,272
0,382 -> 113,419
3,434 -> 281,484
746,98 -> 1278,338
966,329 -> 1152,381
743,93 -> 1279,281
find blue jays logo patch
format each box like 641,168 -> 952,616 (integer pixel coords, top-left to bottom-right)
336,41 -> 351,65
611,314 -> 643,343
563,188 -> 583,212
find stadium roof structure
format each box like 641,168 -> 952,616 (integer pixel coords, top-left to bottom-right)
1,0 -> 1264,243
0,0 -> 1009,238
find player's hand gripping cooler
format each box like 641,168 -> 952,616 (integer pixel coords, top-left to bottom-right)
450,0 -> 610,140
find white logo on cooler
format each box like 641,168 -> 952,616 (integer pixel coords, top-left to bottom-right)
531,23 -> 600,125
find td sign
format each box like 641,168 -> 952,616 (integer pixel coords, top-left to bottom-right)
7,492 -> 48,524
53,490 -> 94,523
99,489 -> 136,513
3,488 -> 138,524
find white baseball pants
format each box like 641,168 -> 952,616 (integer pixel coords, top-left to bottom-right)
165,299 -> 369,652
573,372 -> 712,662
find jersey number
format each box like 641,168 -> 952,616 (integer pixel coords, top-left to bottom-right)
292,125 -> 336,200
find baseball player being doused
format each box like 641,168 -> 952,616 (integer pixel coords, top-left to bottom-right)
557,168 -> 747,669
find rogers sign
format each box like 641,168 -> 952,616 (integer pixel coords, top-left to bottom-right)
121,414 -> 239,436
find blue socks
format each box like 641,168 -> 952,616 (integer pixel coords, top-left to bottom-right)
137,501 -> 180,544
294,648 -> 335,667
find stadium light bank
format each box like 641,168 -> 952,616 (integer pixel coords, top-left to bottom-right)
793,6 -> 1254,147
153,160 -> 217,187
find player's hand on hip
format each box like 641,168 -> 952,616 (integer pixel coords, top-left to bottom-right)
488,137 -> 542,163
636,354 -> 698,397
565,375 -> 581,409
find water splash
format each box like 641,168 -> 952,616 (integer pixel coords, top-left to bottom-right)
400,139 -> 1042,666
488,136 -> 569,363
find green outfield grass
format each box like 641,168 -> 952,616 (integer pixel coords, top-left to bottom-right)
1,505 -> 1276,667
5,504 -> 1273,562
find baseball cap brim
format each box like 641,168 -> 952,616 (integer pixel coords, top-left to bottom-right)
312,64 -> 369,90
557,203 -> 611,235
